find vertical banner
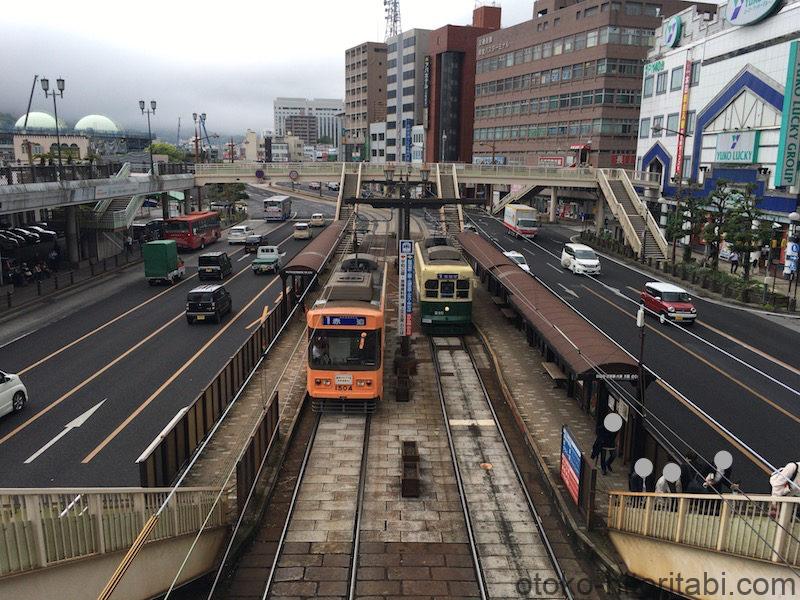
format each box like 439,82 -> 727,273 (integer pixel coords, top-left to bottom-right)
560,425 -> 582,505
674,57 -> 693,179
776,41 -> 800,187
404,119 -> 413,162
398,240 -> 414,336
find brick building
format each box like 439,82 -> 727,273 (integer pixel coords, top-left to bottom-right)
424,5 -> 502,163
471,0 -> 696,167
285,114 -> 318,145
344,42 -> 387,162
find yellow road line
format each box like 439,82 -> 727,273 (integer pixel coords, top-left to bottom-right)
82,277 -> 281,463
582,285 -> 800,426
0,313 -> 184,446
245,305 -> 270,329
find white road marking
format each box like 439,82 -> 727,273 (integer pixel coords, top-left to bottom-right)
547,263 -> 562,273
557,283 -> 579,299
24,399 -> 106,464
237,253 -> 250,262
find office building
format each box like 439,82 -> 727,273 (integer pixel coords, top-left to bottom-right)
369,122 -> 387,163
273,98 -> 343,146
636,0 -> 800,227
471,0 -> 695,167
285,115 -> 318,145
386,28 -> 432,163
344,42 -> 388,161
424,5 -> 502,163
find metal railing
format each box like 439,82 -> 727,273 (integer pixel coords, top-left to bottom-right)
596,169 -> 643,254
0,487 -> 226,577
608,491 -> 800,566
1,163 -> 125,186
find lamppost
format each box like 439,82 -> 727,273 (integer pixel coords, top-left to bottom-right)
192,112 -> 201,163
139,100 -> 157,175
40,77 -> 65,179
440,130 -> 447,164
478,140 -> 497,165
634,304 -> 648,458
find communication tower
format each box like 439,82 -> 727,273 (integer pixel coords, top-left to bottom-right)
384,0 -> 401,41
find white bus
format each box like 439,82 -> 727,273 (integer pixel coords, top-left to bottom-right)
263,195 -> 292,221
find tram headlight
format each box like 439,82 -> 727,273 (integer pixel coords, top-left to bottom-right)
356,379 -> 373,387
314,378 -> 332,386
444,305 -> 450,312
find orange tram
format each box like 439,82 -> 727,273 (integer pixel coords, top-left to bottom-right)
306,253 -> 387,413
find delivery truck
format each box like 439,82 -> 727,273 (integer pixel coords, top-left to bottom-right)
503,204 -> 540,238
143,240 -> 185,285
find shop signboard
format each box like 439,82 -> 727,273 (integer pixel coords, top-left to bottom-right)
644,60 -> 665,76
776,41 -> 800,187
715,131 -> 759,163
675,59 -> 693,178
539,156 -> 565,167
664,16 -> 682,48
398,240 -> 414,336
560,426 -> 582,505
727,0 -> 782,26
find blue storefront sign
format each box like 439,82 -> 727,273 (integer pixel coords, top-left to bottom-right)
404,119 -> 412,162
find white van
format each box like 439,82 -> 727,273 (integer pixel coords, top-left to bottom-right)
293,222 -> 312,240
561,243 -> 601,275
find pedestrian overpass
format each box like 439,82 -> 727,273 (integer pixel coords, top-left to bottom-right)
607,491 -> 800,599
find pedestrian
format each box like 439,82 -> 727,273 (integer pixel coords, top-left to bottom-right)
769,461 -> 800,497
729,251 -> 739,274
628,464 -> 649,492
125,234 -> 133,254
591,424 -> 618,475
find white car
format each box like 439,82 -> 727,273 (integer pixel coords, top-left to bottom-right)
326,182 -> 340,191
0,371 -> 27,417
503,250 -> 530,273
309,182 -> 321,190
561,243 -> 601,275
309,213 -> 325,227
293,222 -> 312,240
227,224 -> 254,245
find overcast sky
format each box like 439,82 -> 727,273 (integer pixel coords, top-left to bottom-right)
1,0 -> 533,139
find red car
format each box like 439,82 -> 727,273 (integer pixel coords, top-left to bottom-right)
641,281 -> 696,325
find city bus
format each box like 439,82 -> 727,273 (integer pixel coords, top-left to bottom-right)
163,211 -> 221,250
264,195 -> 292,221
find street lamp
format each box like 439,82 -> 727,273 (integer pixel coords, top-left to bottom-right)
40,76 -> 65,179
478,140 -> 497,165
139,99 -> 157,175
634,304 -> 648,457
440,131 -> 447,164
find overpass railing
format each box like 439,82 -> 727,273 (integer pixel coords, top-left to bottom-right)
0,487 -> 226,577
608,491 -> 800,566
1,163 -> 125,186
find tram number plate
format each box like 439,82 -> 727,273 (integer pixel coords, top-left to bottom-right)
336,385 -> 353,391
335,375 -> 353,385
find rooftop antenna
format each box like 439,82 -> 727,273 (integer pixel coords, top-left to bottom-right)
384,0 -> 401,41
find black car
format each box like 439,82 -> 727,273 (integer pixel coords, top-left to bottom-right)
24,225 -> 57,241
0,229 -> 26,245
186,285 -> 232,324
197,251 -> 233,281
11,228 -> 39,244
244,234 -> 268,253
0,232 -> 20,250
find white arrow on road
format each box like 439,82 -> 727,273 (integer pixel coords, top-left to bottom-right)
557,283 -> 579,299
24,399 -> 106,464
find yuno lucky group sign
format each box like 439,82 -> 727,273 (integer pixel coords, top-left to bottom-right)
776,41 -> 800,187
715,131 -> 758,163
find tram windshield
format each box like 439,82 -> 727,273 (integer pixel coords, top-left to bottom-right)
309,329 -> 380,370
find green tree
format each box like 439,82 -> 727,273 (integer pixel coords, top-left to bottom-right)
722,184 -> 771,282
664,182 -> 705,264
145,142 -> 186,162
702,180 -> 735,271
206,183 -> 248,205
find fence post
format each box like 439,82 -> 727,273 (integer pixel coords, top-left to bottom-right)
616,494 -> 626,530
674,497 -> 687,543
88,494 -> 106,554
716,499 -> 731,552
114,254 -> 119,268
70,271 -> 75,285
90,262 -> 95,276
103,258 -> 107,272
642,496 -> 653,536
36,280 -> 41,296
54,274 -> 59,290
23,495 -> 48,568
6,290 -> 11,308
771,500 -> 793,562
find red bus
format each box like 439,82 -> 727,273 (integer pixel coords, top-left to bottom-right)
163,211 -> 221,250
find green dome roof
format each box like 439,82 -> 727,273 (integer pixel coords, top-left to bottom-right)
74,114 -> 119,133
15,112 -> 57,130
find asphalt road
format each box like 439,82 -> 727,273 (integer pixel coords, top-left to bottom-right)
0,193 -> 336,487
466,209 -> 800,492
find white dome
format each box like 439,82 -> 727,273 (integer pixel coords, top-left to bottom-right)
15,112 -> 57,129
74,114 -> 119,133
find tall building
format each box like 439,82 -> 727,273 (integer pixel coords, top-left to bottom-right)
285,114 -> 318,145
344,42 -> 388,162
636,0 -> 800,228
385,28 -> 432,163
273,98 -> 343,146
425,5 -> 502,163
471,0 -> 695,167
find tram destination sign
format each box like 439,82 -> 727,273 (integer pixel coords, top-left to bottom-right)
322,316 -> 366,326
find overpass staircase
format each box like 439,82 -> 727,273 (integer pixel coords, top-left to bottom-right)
85,162 -> 149,232
491,184 -> 545,215
607,491 -> 800,598
597,169 -> 668,261
435,164 -> 464,245
336,162 -> 361,222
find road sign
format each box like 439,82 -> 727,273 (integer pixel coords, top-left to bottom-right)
288,169 -> 299,181
399,240 -> 415,336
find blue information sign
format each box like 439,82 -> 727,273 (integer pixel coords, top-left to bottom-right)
322,316 -> 366,326
437,273 -> 458,280
560,426 -> 582,505
404,119 -> 412,162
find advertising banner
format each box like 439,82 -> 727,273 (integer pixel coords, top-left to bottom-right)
398,240 -> 414,336
404,119 -> 412,163
776,41 -> 800,187
675,58 -> 693,179
560,426 -> 582,505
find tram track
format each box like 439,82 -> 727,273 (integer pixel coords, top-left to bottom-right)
430,334 -> 574,600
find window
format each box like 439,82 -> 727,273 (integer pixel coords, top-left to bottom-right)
402,103 -> 414,112
686,111 -> 696,135
553,38 -> 563,55
670,66 -> 684,91
584,5 -> 599,17
387,153 -> 396,161
379,149 -> 384,157
388,42 -> 397,53
563,35 -> 574,52
682,155 -> 692,175
643,3 -> 660,15
371,133 -> 377,141
640,117 -> 650,138
388,89 -> 397,99
403,53 -> 415,64
403,36 -> 415,48
655,71 -> 668,94
387,74 -> 397,84
387,105 -> 396,114
666,113 -> 679,135
387,121 -> 396,129
387,138 -> 396,146
587,30 -> 598,47
625,2 -> 642,15
402,70 -> 414,80
402,85 -> 414,96
652,115 -> 663,136
643,75 -> 654,97
387,58 -> 397,68
690,61 -> 701,86
379,132 -> 385,141
371,149 -> 377,157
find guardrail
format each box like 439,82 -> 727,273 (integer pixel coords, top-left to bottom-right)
136,294 -> 295,487
0,163 -> 125,186
236,389 -> 280,515
608,491 -> 800,566
0,487 -> 225,577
